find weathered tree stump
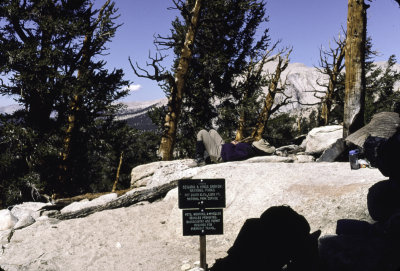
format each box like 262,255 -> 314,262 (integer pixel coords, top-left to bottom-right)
48,180 -> 178,220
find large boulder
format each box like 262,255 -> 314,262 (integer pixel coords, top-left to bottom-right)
345,112 -> 400,148
131,159 -> 199,188
316,138 -> 346,162
303,125 -> 343,155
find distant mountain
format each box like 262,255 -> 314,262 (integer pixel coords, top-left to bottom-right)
262,62 -> 324,112
0,99 -> 167,131
1,62 -> 399,130
115,98 -> 167,131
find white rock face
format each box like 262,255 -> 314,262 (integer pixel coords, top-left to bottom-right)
0,210 -> 18,231
304,125 -> 343,154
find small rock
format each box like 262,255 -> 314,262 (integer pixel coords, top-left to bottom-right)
295,154 -> 315,163
276,145 -> 303,156
181,263 -> 191,271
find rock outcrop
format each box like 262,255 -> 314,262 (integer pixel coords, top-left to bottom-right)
0,160 -> 386,271
345,112 -> 400,147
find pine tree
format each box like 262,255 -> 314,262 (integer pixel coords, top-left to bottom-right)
365,55 -> 400,122
0,0 -> 130,199
132,0 -> 272,157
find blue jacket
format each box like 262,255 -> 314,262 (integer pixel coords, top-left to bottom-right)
221,142 -> 255,162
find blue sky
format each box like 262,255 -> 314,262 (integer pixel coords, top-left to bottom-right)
1,0 -> 399,106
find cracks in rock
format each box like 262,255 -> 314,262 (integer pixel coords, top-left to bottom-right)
1,229 -> 15,255
7,230 -> 14,244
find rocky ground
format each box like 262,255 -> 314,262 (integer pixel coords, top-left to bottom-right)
0,160 -> 386,271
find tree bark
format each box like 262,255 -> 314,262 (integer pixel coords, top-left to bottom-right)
158,0 -> 202,161
235,112 -> 246,141
343,0 -> 368,138
235,82 -> 250,141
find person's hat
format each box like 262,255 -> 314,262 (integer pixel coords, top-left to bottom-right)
252,139 -> 275,154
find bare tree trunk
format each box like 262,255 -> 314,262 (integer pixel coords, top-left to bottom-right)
158,0 -> 202,161
322,64 -> 343,125
251,52 -> 290,140
235,109 -> 247,141
343,0 -> 368,138
321,39 -> 345,125
235,64 -> 253,141
112,151 -> 124,192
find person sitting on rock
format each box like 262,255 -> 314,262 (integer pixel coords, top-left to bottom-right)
191,129 -> 275,166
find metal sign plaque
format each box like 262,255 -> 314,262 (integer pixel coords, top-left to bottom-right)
178,179 -> 226,209
182,209 -> 223,236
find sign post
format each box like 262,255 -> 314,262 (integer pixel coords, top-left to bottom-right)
178,179 -> 226,270
200,235 -> 206,269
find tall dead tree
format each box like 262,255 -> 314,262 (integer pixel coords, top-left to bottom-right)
131,0 -> 202,161
315,33 -> 346,125
234,52 -> 269,141
343,0 -> 369,138
250,49 -> 292,140
159,0 -> 202,161
234,43 -> 280,141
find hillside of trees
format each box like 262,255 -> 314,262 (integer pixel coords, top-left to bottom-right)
1,0 -> 399,208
